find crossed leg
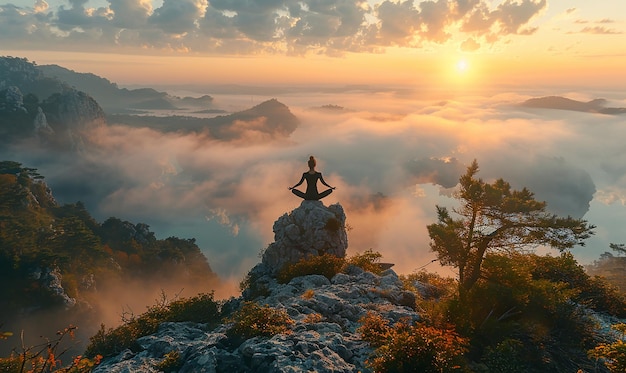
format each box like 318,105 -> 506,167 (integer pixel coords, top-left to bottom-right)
291,188 -> 333,200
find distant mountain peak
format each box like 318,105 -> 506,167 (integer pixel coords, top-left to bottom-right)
521,95 -> 626,115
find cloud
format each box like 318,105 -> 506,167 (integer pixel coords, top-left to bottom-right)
493,0 -> 546,34
405,157 -> 466,188
150,0 -> 207,35
0,0 -> 547,55
34,0 -> 48,13
460,37 -> 480,51
374,0 -> 422,46
579,26 -> 622,35
489,156 -> 595,218
108,0 -> 153,29
4,87 -> 625,285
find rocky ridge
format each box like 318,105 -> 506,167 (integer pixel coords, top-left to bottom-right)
0,56 -> 107,149
1,56 -> 300,148
93,201 -> 420,373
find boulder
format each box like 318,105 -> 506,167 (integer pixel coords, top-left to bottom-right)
261,200 -> 348,275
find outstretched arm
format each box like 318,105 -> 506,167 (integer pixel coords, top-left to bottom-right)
289,174 -> 306,190
319,174 -> 335,189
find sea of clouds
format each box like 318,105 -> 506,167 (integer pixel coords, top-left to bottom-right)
3,87 -> 626,293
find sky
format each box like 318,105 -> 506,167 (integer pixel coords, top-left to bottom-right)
1,1 -> 626,292
0,0 -> 624,88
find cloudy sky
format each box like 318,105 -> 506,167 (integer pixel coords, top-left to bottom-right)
1,0 -> 624,87
1,1 -> 626,290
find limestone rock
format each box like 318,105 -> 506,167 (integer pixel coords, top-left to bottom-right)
91,204 -> 421,373
29,266 -> 76,309
261,200 -> 348,275
33,106 -> 55,139
94,267 -> 420,373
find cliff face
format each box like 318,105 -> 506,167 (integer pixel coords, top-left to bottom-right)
93,202 -> 420,373
1,56 -> 300,148
0,57 -> 107,150
40,89 -> 107,150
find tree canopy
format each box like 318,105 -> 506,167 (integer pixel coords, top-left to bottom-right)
0,161 -> 218,319
427,160 -> 595,295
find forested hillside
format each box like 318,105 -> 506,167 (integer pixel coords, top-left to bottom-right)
0,161 -> 218,338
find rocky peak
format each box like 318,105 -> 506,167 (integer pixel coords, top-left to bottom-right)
262,200 -> 348,275
29,266 -> 77,309
214,98 -> 300,139
33,106 -> 55,139
0,57 -> 109,150
40,89 -> 107,151
43,89 -> 106,130
92,203 -> 421,373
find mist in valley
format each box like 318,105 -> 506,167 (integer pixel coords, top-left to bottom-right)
2,85 -> 626,355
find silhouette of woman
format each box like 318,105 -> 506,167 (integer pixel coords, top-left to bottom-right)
289,156 -> 336,200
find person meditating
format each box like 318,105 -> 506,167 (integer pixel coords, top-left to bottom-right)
289,156 -> 336,200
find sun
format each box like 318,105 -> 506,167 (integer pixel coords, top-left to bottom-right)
456,59 -> 469,73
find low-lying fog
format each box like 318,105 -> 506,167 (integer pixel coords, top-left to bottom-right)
6,87 -> 626,291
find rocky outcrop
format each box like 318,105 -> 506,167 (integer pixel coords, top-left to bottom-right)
40,89 -> 107,150
0,57 -> 107,150
93,266 -> 419,373
93,203 -> 419,372
33,106 -> 55,139
29,267 -> 76,309
262,200 -> 348,275
240,201 -> 348,299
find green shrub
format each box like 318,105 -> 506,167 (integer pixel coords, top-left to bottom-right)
85,292 -> 220,358
155,350 -> 182,373
358,312 -> 468,373
401,270 -> 458,300
275,250 -> 387,284
445,252 -> 615,371
347,249 -> 383,275
239,270 -> 270,298
167,293 -> 220,324
589,323 -> 626,373
277,254 -> 345,284
227,301 -> 294,340
481,339 -> 529,373
532,252 -> 626,317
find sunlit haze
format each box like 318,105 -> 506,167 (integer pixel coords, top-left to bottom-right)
1,0 -> 624,88
2,0 -> 626,288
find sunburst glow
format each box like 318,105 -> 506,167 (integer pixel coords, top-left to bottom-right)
456,59 -> 469,73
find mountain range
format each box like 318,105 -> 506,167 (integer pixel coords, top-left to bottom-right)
0,56 -> 299,150
38,64 -> 215,113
